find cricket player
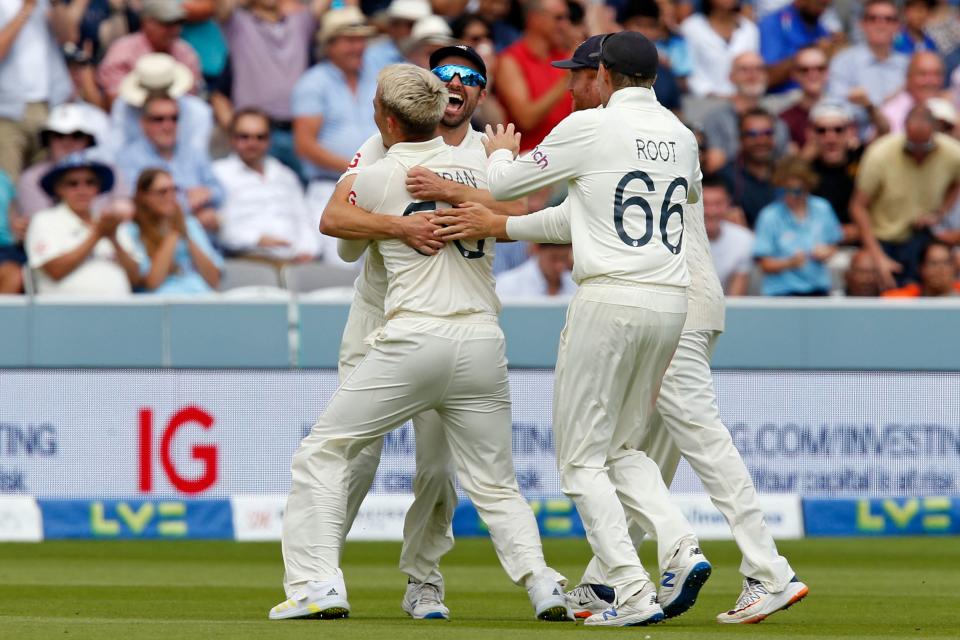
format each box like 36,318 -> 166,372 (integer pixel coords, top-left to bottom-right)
270,63 -> 571,623
316,45 -> 525,620
435,34 -> 808,625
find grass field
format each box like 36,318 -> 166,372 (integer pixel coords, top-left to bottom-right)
0,537 -> 957,639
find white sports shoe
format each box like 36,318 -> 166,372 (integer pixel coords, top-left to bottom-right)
716,576 -> 809,624
268,571 -> 350,620
565,583 -> 615,620
527,573 -> 574,621
401,579 -> 450,620
584,581 -> 665,627
658,538 -> 712,619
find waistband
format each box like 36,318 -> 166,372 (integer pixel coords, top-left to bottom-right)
577,277 -> 687,313
389,311 -> 499,324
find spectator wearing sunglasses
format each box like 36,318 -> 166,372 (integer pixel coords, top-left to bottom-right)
805,102 -> 863,242
213,109 -> 319,263
779,46 -> 829,147
719,107 -> 782,228
116,91 -> 223,233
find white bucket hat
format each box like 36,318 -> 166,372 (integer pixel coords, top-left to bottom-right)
386,0 -> 432,21
118,53 -> 194,107
43,103 -> 100,139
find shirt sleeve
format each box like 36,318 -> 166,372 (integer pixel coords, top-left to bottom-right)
506,200 -> 572,243
758,14 -> 786,65
25,212 -> 79,268
751,207 -> 779,258
340,134 -> 387,181
337,238 -> 370,262
291,70 -> 325,118
486,112 -> 591,200
854,143 -> 884,196
197,158 -> 225,208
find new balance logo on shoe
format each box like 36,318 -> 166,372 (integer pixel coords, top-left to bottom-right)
661,572 -> 676,588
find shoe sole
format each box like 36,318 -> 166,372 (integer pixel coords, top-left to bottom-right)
572,610 -> 593,620
718,584 -> 810,625
662,562 -> 712,619
270,604 -> 350,620
537,605 -> 574,622
585,611 -> 665,627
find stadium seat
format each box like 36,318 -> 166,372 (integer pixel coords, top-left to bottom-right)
282,262 -> 357,293
219,259 -> 282,291
21,265 -> 35,297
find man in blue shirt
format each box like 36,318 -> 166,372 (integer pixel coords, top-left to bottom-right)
760,0 -> 841,92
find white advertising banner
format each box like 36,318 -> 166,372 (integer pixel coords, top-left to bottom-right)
0,496 -> 43,541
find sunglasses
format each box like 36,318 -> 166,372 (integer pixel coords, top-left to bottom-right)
147,186 -> 177,197
146,113 -> 179,123
62,177 -> 99,189
815,125 -> 846,134
797,64 -> 827,73
432,64 -> 486,87
234,132 -> 269,141
784,186 -> 807,197
743,128 -> 774,138
865,14 -> 898,23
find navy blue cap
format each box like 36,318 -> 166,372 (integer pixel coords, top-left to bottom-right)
552,34 -> 606,70
40,151 -> 115,197
600,30 -> 659,78
429,44 -> 487,81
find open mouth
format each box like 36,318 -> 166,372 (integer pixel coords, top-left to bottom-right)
445,93 -> 465,117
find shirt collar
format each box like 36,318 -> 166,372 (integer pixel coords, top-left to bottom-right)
386,136 -> 447,157
605,87 -> 658,109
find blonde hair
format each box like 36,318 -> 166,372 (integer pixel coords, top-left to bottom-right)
377,64 -> 449,139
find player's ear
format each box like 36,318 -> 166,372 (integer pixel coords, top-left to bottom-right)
477,88 -> 487,105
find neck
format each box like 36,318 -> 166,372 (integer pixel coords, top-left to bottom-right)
732,94 -> 758,113
523,31 -> 551,58
868,42 -> 892,60
72,205 -> 93,221
709,9 -> 737,25
252,5 -> 281,21
800,91 -> 820,108
243,156 -> 266,174
153,143 -> 175,160
545,278 -> 561,296
441,123 -> 469,146
744,156 -> 771,176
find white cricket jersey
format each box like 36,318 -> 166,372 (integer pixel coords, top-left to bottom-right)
341,128 -> 487,310
350,136 -> 499,319
489,87 -> 702,291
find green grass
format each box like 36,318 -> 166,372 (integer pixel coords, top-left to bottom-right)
0,537 -> 957,639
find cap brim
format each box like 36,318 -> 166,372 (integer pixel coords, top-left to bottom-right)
551,59 -> 593,69
118,65 -> 193,107
40,163 -> 115,198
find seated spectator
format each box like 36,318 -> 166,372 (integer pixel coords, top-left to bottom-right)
719,107 -> 781,228
25,153 -> 143,295
702,175 -> 754,296
366,0 -> 432,71
805,101 -> 862,242
97,0 -> 203,105
0,0 -> 72,180
759,0 -> 842,92
780,46 -> 829,147
680,0 -> 759,98
894,0 -> 938,55
116,92 -> 223,232
496,242 -> 575,297
213,110 -> 319,263
477,0 -> 521,51
106,53 -> 213,163
851,105 -> 960,289
702,52 -> 791,173
293,7 -> 378,244
403,14 -> 457,69
16,103 -> 120,218
882,240 -> 960,296
844,248 -> 882,296
753,155 -> 843,296
0,170 -> 25,293
128,168 -> 221,293
620,0 -> 685,110
827,0 -> 908,133
496,0 -> 573,152
880,51 -> 945,133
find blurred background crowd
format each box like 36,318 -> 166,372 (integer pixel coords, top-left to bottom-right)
3,0 -> 960,299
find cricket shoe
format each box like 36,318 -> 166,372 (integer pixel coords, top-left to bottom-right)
402,578 -> 450,620
659,538 -> 712,618
268,572 -> 350,620
527,572 -> 574,621
565,583 -> 614,619
584,581 -> 665,627
716,576 -> 809,624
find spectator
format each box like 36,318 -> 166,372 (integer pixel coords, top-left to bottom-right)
215,0 -> 321,176
894,0 -> 938,55
213,109 -> 319,263
477,0 -> 521,51
496,242 -> 576,297
0,0 -> 72,180
882,240 -> 960,296
721,108 -> 782,228
496,0 -> 573,152
779,46 -> 829,147
292,6 -> 377,241
703,52 -> 791,173
403,14 -> 457,69
827,0 -> 908,130
680,0 -> 759,98
450,13 -> 507,128
97,0 -> 202,105
178,0 -> 225,93
366,0 -> 432,71
850,105 -> 960,289
25,152 -> 143,295
805,101 -> 862,241
753,155 -> 843,296
702,175 -> 754,296
759,0 -> 842,92
0,170 -> 25,293
16,103 -> 120,217
619,0 -> 684,110
880,51 -> 944,133
128,167 -> 221,293
115,91 -> 223,232
106,53 -> 213,163
844,249 -> 881,296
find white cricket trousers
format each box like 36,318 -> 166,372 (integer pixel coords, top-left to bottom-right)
338,298 -> 456,585
581,329 -> 794,592
283,314 -> 561,591
553,281 -> 690,606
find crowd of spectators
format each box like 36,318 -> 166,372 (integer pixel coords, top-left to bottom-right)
4,0 -> 960,298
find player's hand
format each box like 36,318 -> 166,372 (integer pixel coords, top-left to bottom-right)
397,213 -> 446,255
483,123 -> 521,158
432,202 -> 498,240
406,166 -> 451,202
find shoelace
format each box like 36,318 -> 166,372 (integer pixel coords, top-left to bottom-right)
734,578 -> 770,611
567,585 -> 594,602
418,582 -> 443,607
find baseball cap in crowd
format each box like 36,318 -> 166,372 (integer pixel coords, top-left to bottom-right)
318,7 -> 377,46
429,44 -> 487,80
927,97 -> 957,127
385,0 -> 432,22
42,104 -> 100,142
40,151 -> 115,197
140,0 -> 186,23
809,100 -> 853,124
552,34 -> 605,71
404,15 -> 456,51
599,30 -> 659,78
119,53 -> 193,107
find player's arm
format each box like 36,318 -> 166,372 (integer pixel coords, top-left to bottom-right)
433,200 -> 571,243
320,174 -> 446,255
405,167 -> 528,215
484,120 -> 586,201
